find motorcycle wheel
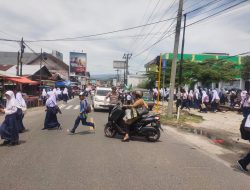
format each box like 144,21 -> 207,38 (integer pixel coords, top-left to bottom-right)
146,128 -> 160,142
104,122 -> 116,138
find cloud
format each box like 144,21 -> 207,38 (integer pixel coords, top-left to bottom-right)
0,0 -> 249,74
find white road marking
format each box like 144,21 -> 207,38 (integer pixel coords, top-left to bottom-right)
65,105 -> 73,110
74,105 -> 80,109
59,104 -> 66,109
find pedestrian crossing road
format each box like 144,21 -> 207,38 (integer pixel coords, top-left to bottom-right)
58,103 -> 81,110
57,99 -> 95,130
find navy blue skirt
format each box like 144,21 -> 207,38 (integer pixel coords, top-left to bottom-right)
0,113 -> 19,143
16,108 -> 25,133
62,94 -> 68,102
44,107 -> 60,129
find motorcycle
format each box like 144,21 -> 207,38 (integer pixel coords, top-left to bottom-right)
104,104 -> 163,142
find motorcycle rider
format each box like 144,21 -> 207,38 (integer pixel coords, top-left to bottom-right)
122,90 -> 148,142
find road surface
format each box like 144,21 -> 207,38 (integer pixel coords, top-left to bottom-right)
0,98 -> 249,190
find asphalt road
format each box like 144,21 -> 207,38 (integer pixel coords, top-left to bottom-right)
0,98 -> 249,190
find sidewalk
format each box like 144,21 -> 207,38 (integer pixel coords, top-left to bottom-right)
158,101 -> 250,152
178,108 -> 250,152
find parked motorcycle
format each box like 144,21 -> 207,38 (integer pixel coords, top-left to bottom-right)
104,104 -> 163,142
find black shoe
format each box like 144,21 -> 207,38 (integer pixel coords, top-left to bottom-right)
237,160 -> 248,172
9,141 -> 19,146
67,129 -> 75,134
41,128 -> 46,130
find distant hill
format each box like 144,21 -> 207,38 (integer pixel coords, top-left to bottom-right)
90,74 -> 116,80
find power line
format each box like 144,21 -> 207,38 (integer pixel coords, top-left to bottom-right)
184,0 -> 207,11
131,0 -> 175,52
0,16 -> 176,43
129,0 -> 153,51
132,26 -> 176,58
0,38 -> 20,42
187,0 -> 241,18
132,0 -> 249,59
132,0 -> 178,54
185,0 -> 222,14
23,42 -> 50,66
135,19 -> 176,60
25,15 -> 176,43
186,0 -> 250,27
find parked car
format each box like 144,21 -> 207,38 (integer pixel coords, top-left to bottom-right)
93,87 -> 111,111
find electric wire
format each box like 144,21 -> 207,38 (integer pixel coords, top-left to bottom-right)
132,0 -> 178,55
185,0 -> 222,14
132,0 -> 249,59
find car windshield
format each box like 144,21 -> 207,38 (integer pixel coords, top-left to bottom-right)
96,90 -> 110,96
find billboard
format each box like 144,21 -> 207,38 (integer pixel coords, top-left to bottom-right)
69,52 -> 87,76
113,60 -> 126,69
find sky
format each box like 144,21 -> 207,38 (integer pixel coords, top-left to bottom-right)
0,0 -> 250,75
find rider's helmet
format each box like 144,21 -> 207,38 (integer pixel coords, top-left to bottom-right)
134,90 -> 143,98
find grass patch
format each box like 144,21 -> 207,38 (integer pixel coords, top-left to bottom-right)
161,112 -> 203,126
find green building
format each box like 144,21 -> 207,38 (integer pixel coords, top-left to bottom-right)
144,52 -> 245,90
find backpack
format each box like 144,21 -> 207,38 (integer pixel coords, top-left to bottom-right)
240,117 -> 250,140
84,100 -> 92,114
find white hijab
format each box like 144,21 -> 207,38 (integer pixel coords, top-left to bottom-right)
5,91 -> 16,110
16,92 -> 27,108
212,89 -> 220,100
56,88 -> 61,95
42,89 -> 47,97
202,90 -> 208,101
53,88 -> 57,94
63,88 -> 68,94
46,91 -> 57,106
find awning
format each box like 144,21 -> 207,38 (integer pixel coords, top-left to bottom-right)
6,77 -> 39,85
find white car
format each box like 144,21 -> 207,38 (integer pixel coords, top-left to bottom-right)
93,87 -> 111,111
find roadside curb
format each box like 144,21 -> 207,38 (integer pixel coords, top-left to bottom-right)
162,121 -> 250,153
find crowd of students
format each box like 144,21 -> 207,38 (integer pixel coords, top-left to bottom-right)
41,87 -> 74,105
0,86 -> 95,146
176,88 -> 249,113
150,87 -> 247,113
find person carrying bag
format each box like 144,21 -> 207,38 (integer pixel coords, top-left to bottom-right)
122,90 -> 148,142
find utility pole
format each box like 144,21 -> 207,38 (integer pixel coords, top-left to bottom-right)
20,37 -> 25,76
162,59 -> 166,104
40,49 -> 43,92
167,0 -> 184,117
17,51 -> 20,76
115,69 -> 119,82
122,53 -> 132,86
156,54 -> 162,113
179,13 -> 187,88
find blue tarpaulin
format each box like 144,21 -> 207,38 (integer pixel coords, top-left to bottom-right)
55,80 -> 71,87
